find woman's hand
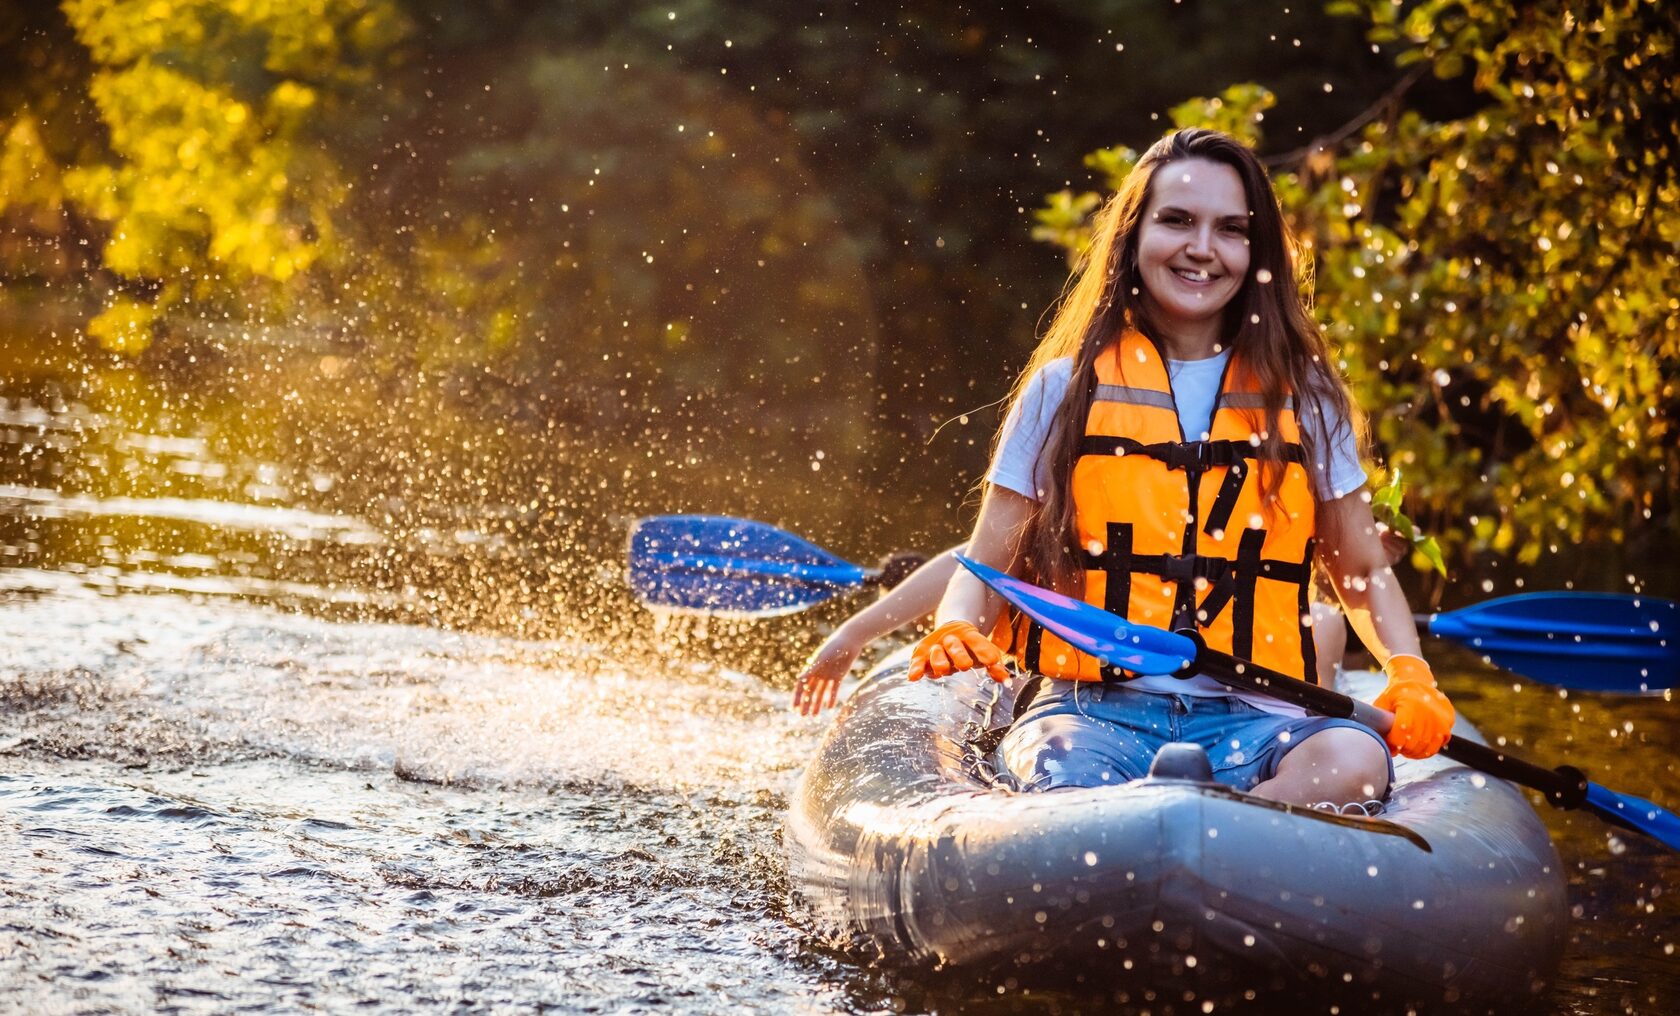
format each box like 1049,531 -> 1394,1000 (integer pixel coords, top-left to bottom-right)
907,620 -> 1011,683
1373,654 -> 1456,758
1377,524 -> 1409,567
792,629 -> 864,716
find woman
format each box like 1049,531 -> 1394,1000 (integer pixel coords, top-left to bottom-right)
906,128 -> 1452,807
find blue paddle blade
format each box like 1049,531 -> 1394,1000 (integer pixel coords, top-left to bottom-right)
955,554 -> 1196,675
1427,592 -> 1679,693
1585,782 -> 1680,851
628,515 -> 871,617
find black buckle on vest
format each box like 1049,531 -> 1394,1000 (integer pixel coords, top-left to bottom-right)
1160,441 -> 1206,471
1157,440 -> 1243,472
1155,554 -> 1229,585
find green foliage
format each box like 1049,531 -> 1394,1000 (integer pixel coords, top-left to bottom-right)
0,0 -> 1453,483
1038,0 -> 1680,568
1167,83 -> 1276,149
1032,189 -> 1104,265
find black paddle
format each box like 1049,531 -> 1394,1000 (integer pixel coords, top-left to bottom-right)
954,553 -> 1680,852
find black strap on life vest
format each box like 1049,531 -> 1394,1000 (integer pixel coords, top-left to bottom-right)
1021,617 -> 1046,673
1022,531 -> 1316,683
1079,436 -> 1245,469
1203,461 -> 1248,537
1079,530 -> 1229,615
1023,434 -> 1315,682
1189,531 -> 1320,684
1202,443 -> 1307,536
1229,528 -> 1267,661
1297,538 -> 1320,685
1094,522 -> 1134,616
1193,529 -> 1313,624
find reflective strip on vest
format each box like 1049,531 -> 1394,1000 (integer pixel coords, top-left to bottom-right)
1095,384 -> 1177,410
1215,391 -> 1298,412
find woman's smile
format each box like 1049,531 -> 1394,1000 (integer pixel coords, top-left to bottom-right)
1170,266 -> 1218,285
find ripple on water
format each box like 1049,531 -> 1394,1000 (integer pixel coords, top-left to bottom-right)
0,589 -> 852,1013
0,759 -> 832,1014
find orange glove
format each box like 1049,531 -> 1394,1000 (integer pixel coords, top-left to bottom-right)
1372,654 -> 1455,759
907,620 -> 1011,683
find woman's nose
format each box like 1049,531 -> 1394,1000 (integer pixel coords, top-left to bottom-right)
1186,225 -> 1214,259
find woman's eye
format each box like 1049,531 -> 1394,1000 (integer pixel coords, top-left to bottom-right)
1221,223 -> 1248,235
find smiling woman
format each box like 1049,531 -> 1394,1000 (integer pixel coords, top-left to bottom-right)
912,127 -> 1447,809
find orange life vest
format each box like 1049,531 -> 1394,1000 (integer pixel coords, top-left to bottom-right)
1018,331 -> 1320,683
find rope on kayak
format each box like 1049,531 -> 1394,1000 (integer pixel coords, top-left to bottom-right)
1308,798 -> 1387,817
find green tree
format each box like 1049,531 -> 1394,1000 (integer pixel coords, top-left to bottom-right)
4,0 -> 412,352
1038,0 -> 1680,571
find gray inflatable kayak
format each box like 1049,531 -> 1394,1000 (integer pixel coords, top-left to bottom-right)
786,653 -> 1568,1010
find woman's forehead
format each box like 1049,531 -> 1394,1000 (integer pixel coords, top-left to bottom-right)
1147,158 -> 1249,217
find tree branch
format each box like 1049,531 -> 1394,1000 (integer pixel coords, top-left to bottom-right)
1263,65 -> 1428,170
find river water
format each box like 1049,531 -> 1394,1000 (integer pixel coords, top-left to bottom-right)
0,345 -> 1675,1015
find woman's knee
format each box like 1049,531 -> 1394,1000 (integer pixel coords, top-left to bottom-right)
1277,727 -> 1390,799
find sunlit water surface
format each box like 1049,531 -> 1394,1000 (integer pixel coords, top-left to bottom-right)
1,377 -> 1675,1015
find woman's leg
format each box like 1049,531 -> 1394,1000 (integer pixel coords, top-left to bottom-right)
998,684 -> 1172,792
998,713 -> 1153,791
1250,726 -> 1390,806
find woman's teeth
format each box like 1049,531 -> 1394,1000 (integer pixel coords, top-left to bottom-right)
1174,268 -> 1213,283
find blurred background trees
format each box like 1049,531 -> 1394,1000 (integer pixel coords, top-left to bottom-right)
2,0 -> 1675,584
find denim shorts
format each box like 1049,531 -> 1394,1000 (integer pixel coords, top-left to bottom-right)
999,680 -> 1394,795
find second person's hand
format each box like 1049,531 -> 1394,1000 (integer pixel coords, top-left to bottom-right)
792,630 -> 865,716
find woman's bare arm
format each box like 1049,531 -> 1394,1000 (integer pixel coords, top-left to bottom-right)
792,548 -> 965,715
1314,491 -> 1424,664
933,485 -> 1036,628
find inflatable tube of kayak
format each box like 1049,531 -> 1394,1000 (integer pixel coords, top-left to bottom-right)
785,652 -> 1567,1010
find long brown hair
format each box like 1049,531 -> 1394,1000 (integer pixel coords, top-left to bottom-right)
1002,128 -> 1364,594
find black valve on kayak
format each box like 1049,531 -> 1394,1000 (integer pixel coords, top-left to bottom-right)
1146,742 -> 1216,782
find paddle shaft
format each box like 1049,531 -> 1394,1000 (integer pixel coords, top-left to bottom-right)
1183,638 -> 1590,810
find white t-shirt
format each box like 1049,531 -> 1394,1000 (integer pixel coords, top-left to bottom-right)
986,350 -> 1367,715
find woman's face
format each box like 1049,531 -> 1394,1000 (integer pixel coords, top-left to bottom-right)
1135,157 -> 1252,346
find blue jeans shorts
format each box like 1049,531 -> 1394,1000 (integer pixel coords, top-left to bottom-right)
999,680 -> 1394,795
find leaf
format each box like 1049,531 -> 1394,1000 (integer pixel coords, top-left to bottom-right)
1414,536 -> 1446,577
1388,511 -> 1417,543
